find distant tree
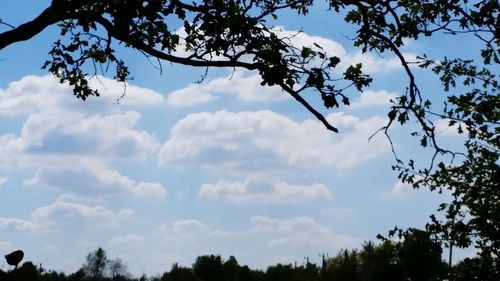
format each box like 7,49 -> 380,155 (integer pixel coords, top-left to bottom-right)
265,263 -> 295,281
9,261 -> 40,281
82,247 -> 109,280
41,270 -> 67,281
295,262 -> 319,281
162,263 -> 198,281
108,257 -> 131,281
452,256 -> 500,281
192,255 -> 224,281
397,229 -> 447,281
358,241 -> 401,281
239,265 -> 264,281
67,268 -> 86,281
323,250 -> 359,281
223,256 -> 240,281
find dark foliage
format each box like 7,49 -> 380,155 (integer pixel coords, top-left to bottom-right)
0,236 -> 451,281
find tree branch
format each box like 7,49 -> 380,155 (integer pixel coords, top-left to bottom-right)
0,4 -> 66,50
279,81 -> 338,133
92,16 -> 260,69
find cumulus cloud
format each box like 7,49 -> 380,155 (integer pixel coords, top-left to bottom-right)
88,76 -> 165,107
159,110 -> 389,172
24,160 -> 166,198
389,179 -> 428,199
434,118 -> 469,136
250,216 -> 359,247
20,111 -> 159,159
0,74 -> 166,202
109,233 -> 145,245
342,50 -> 416,74
0,75 -> 161,161
167,84 -> 217,106
391,180 -> 412,197
172,219 -> 210,233
0,75 -> 164,117
167,71 -> 286,107
350,90 -> 399,109
30,200 -> 134,226
0,217 -> 46,232
199,179 -> 331,203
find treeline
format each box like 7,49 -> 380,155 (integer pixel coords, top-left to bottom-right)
0,229 -> 489,281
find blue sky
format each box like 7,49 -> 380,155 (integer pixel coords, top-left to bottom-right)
1,0 -> 474,276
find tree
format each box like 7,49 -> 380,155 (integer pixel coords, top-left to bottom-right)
82,247 -> 108,280
223,256 -> 240,281
1,0 -> 498,276
323,250 -> 359,281
358,241 -> 401,281
162,263 -> 198,281
108,257 -> 131,280
192,255 -> 224,281
396,229 -> 447,281
265,263 -> 296,281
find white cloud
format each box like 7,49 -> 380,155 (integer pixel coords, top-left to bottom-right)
0,217 -> 46,232
20,111 -> 159,159
275,27 -> 347,59
202,71 -> 287,102
350,90 -> 398,109
167,71 -> 286,107
109,233 -> 145,245
159,110 -> 389,172
342,50 -> 416,74
24,160 -> 167,198
199,179 -> 331,203
0,75 -> 161,165
250,216 -> 359,247
172,219 -> 210,233
434,118 -> 469,136
167,84 -> 217,106
88,76 -> 165,107
0,177 -> 7,187
30,200 -> 134,226
390,180 -> 415,198
0,75 -> 164,117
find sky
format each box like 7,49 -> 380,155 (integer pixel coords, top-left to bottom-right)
0,0 -> 476,277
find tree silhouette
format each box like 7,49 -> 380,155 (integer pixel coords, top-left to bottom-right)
358,241 -> 401,281
397,229 -> 447,281
323,250 -> 359,281
82,247 -> 108,280
192,255 -> 224,281
265,263 -> 296,281
162,263 -> 198,281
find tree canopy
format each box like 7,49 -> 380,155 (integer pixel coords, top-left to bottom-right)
0,238 -> 447,281
1,0 -> 498,278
